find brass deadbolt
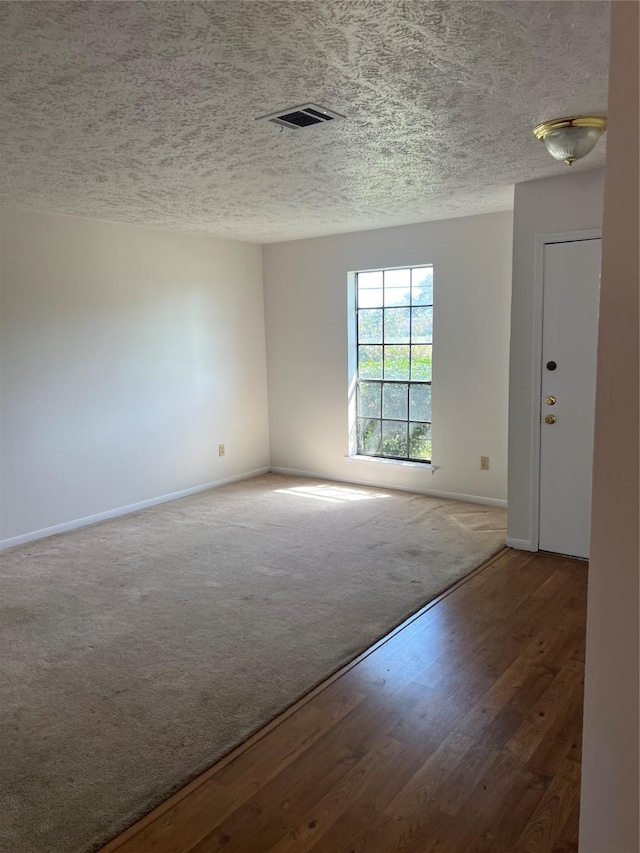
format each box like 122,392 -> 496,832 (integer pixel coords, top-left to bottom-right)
545,395 -> 556,406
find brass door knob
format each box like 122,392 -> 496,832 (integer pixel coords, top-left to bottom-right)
544,415 -> 557,424
545,395 -> 556,406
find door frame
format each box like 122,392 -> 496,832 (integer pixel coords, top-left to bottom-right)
528,229 -> 602,552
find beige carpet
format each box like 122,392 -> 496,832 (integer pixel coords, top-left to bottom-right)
1,474 -> 506,853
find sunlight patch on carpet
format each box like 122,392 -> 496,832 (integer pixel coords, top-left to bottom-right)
274,483 -> 391,503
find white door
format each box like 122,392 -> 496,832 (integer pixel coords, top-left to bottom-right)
539,238 -> 601,558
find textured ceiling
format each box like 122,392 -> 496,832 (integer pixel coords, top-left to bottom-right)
0,1 -> 610,242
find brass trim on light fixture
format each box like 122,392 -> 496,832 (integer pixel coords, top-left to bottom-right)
533,116 -> 607,139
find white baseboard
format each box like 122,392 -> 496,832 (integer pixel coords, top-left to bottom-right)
269,466 -> 508,509
0,467 -> 270,551
505,537 -> 537,551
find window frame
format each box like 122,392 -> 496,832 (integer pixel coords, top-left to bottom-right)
349,264 -> 434,465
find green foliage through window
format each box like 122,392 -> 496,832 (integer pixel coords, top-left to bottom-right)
355,266 -> 433,462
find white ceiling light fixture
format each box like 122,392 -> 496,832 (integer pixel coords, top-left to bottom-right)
533,116 -> 607,166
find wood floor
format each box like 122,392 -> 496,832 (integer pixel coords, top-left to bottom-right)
103,548 -> 587,853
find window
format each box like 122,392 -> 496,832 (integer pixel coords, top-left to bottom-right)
355,265 -> 433,462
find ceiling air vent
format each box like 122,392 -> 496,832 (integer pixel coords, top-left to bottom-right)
256,103 -> 345,130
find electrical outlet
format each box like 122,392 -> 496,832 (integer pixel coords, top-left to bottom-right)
218,444 -> 225,457
480,456 -> 490,470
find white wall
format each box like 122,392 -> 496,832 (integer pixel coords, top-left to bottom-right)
507,170 -> 605,548
263,211 -> 513,504
0,208 -> 270,545
580,2 -> 639,849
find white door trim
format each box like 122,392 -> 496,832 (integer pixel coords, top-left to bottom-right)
529,229 -> 602,552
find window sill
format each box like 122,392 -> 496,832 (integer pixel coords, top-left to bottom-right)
345,454 -> 437,472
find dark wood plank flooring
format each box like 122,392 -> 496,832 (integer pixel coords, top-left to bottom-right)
103,548 -> 587,853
